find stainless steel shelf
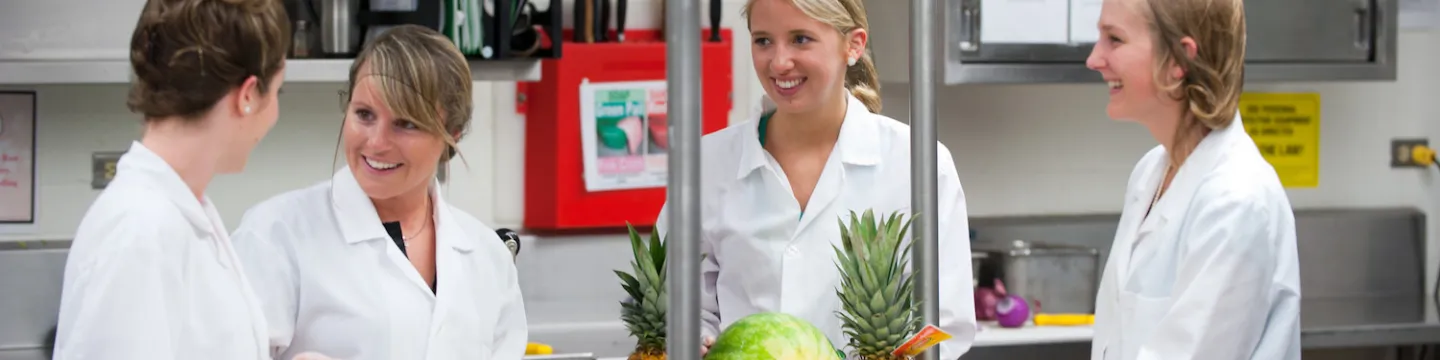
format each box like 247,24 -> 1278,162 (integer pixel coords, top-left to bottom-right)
940,61 -> 1400,85
0,58 -> 541,85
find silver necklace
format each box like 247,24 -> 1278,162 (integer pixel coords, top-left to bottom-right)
1146,164 -> 1175,217
402,197 -> 432,242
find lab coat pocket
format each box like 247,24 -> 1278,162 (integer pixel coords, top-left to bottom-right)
440,319 -> 490,359
1118,291 -> 1174,360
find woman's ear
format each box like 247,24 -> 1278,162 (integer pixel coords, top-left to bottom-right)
236,75 -> 261,116
1169,36 -> 1198,80
846,28 -> 868,65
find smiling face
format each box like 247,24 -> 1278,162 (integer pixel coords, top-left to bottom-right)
1085,0 -> 1184,122
342,66 -> 450,201
747,0 -> 864,115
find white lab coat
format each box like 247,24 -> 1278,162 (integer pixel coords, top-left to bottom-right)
655,93 -> 978,359
231,167 -> 528,360
1090,114 -> 1302,360
54,141 -> 269,360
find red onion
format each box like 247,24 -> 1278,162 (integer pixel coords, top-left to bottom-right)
995,294 -> 1031,328
975,287 -> 999,321
975,279 -> 1009,321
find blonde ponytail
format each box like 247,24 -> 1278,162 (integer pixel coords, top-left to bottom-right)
838,0 -> 881,113
846,49 -> 882,113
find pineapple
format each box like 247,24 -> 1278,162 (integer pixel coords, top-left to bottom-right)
615,223 -> 669,360
833,209 -> 924,360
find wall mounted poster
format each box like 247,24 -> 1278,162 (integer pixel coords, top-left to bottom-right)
0,91 -> 36,231
578,79 -> 669,192
1238,92 -> 1320,188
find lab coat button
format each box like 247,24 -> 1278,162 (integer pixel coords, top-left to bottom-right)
785,246 -> 800,257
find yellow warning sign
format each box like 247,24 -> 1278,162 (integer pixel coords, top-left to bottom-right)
1238,92 -> 1320,188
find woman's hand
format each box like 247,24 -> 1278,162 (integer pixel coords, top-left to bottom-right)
700,336 -> 715,357
292,352 -> 337,360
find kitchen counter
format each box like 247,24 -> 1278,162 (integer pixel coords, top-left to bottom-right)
0,348 -> 47,360
545,304 -> 1440,359
1298,298 -> 1440,350
974,323 -> 1094,347
966,298 -> 1440,350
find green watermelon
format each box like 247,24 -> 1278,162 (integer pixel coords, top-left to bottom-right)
705,312 -> 843,360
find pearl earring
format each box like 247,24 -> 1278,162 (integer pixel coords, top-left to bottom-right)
243,106 -> 252,114
848,57 -> 858,66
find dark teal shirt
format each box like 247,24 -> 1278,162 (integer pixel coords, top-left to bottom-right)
757,111 -> 802,221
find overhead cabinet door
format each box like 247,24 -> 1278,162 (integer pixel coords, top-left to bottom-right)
1244,0 -> 1375,62
953,0 -> 1376,63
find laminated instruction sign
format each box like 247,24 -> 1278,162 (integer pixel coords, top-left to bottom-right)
1238,92 -> 1320,188
578,79 -> 669,192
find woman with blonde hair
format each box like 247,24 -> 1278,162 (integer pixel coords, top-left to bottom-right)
654,0 -> 977,357
54,0 -> 289,358
1085,0 -> 1300,358
231,25 -> 527,359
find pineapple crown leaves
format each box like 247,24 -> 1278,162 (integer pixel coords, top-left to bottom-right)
831,209 -> 926,357
613,222 -> 710,350
615,222 -> 669,346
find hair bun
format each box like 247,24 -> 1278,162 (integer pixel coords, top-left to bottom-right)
125,0 -> 291,121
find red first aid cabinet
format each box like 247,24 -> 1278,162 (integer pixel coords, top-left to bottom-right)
521,29 -> 734,231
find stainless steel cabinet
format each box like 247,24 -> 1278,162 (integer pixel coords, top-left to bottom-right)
1244,0 -> 1375,63
866,0 -> 1397,84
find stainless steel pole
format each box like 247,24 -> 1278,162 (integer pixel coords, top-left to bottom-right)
910,0 -> 940,357
666,0 -> 702,357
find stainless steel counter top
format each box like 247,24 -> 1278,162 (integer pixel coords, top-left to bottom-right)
1299,297 -> 1440,349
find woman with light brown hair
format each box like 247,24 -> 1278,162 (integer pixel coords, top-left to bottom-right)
1085,0 -> 1300,358
652,0 -> 978,357
231,24 -> 527,360
54,0 -> 289,358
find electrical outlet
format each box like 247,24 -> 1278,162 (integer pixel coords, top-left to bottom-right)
1391,138 -> 1430,168
91,151 -> 125,189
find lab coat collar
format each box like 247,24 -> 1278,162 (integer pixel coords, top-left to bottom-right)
330,167 -> 476,252
1116,113 -> 1248,282
735,93 -> 883,179
431,183 -> 477,252
117,141 -> 217,237
1128,112 -> 1248,203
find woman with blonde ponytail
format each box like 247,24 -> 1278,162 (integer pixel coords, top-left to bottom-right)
651,0 -> 978,358
1085,0 -> 1300,358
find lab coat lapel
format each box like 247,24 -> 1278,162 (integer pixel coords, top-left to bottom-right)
428,183 -> 476,340
1120,114 -> 1248,286
1146,114 -> 1247,232
795,94 -> 881,234
331,168 -> 437,297
1111,150 -> 1166,290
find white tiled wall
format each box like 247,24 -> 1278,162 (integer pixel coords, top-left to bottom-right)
3,0 -> 1440,351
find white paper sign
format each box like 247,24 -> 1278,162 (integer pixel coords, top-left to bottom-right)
0,91 -> 37,234
578,79 -> 670,192
980,0 -> 1070,44
1069,0 -> 1104,43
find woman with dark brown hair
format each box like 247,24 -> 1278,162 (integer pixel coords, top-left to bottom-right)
53,0 -> 290,358
1085,0 -> 1300,358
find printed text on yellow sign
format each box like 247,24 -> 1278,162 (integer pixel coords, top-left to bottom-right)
1238,92 -> 1320,188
